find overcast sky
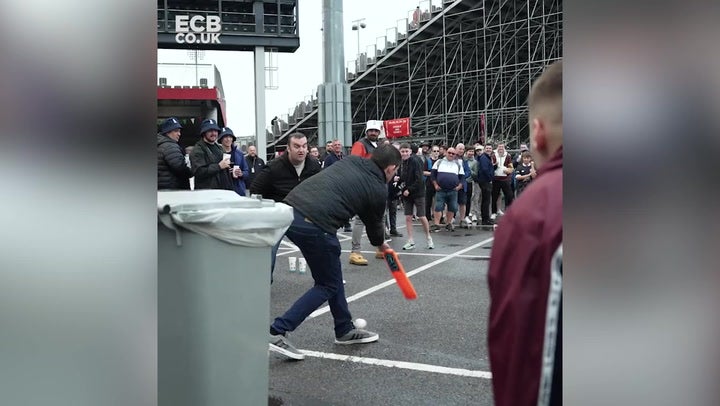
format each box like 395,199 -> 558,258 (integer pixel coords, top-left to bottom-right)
158,0 -> 433,136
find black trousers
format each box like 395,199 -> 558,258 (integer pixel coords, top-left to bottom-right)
425,183 -> 436,220
465,182 -> 473,208
491,179 -> 514,214
386,197 -> 399,230
478,182 -> 492,222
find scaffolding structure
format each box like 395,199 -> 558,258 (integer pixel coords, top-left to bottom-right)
267,0 -> 562,156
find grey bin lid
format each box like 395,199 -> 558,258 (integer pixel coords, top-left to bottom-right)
158,190 -> 293,247
158,190 -> 272,214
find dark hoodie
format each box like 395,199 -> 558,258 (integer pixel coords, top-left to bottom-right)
157,134 -> 191,190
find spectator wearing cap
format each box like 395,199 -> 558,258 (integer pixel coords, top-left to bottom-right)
190,119 -> 234,190
420,141 -> 430,157
218,127 -> 250,196
157,117 -> 192,190
348,120 -> 385,266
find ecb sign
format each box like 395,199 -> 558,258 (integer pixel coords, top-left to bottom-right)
175,15 -> 221,44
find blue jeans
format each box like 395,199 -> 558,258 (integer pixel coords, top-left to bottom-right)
435,189 -> 459,213
271,208 -> 353,338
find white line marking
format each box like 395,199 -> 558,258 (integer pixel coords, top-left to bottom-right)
300,350 -> 492,379
275,249 -> 300,257
308,237 -> 494,318
279,240 -> 296,248
341,250 -> 490,259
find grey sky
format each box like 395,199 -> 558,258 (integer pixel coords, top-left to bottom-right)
158,0 -> 431,137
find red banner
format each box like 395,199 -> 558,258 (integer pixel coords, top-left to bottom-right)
383,117 -> 411,139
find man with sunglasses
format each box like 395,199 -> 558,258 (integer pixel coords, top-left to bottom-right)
430,147 -> 464,232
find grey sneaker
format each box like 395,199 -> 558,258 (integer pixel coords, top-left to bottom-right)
334,329 -> 379,345
269,334 -> 305,360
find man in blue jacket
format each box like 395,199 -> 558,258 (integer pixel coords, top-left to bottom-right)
474,144 -> 496,226
218,127 -> 250,196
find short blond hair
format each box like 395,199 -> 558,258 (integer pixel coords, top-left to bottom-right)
529,60 -> 562,127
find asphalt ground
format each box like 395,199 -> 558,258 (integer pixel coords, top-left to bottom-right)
268,217 -> 496,405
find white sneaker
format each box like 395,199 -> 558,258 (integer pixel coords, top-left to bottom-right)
497,209 -> 504,216
491,213 -> 497,220
464,216 -> 472,225
427,237 -> 434,249
402,241 -> 416,250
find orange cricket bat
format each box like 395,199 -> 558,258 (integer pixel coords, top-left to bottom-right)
383,249 -> 418,300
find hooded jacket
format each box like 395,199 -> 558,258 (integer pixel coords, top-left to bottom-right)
487,147 -> 563,406
157,134 -> 191,190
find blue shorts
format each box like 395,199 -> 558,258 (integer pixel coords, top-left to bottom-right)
434,189 -> 458,213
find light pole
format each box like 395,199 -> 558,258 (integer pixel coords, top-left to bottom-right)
187,49 -> 205,86
351,18 -> 366,57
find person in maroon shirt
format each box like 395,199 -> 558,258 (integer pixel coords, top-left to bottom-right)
488,60 -> 563,406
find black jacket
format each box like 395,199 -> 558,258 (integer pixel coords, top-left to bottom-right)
249,154 -> 321,202
157,134 -> 191,190
244,154 -> 265,189
190,140 -> 234,190
399,155 -> 425,198
284,156 -> 387,247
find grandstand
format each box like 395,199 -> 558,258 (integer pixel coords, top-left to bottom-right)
267,0 -> 562,155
